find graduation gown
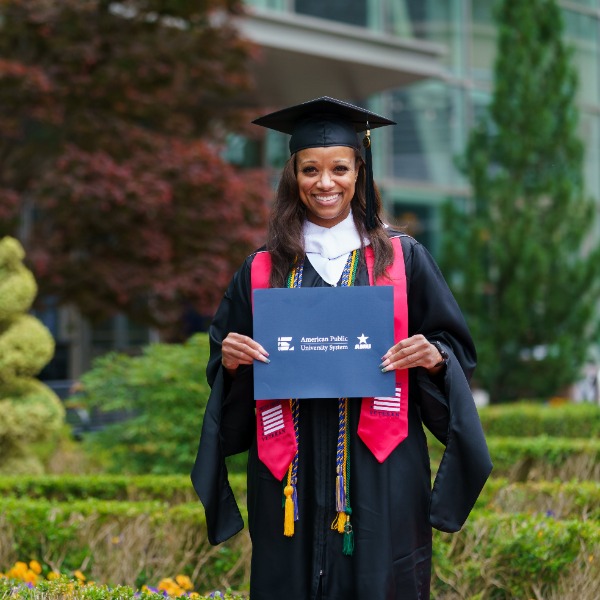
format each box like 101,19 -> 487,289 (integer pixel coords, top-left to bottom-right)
191,232 -> 492,600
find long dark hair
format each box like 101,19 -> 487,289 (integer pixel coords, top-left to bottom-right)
266,149 -> 394,288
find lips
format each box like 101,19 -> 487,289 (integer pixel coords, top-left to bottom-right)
313,193 -> 342,204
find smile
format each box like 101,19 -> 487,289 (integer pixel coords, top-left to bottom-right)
313,193 -> 342,203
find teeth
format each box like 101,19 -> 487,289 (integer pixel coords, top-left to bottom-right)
314,194 -> 340,201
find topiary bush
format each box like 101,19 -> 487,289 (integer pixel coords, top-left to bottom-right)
78,334 -> 211,474
0,237 -> 63,474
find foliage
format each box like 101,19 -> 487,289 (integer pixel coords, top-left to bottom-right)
0,0 -> 270,334
439,0 -> 600,402
1,494 -> 599,599
433,513 -> 599,599
478,401 -> 600,438
0,473 -> 245,504
0,497 -> 250,594
0,571 -> 246,599
428,434 -> 600,482
77,333 -> 211,474
0,237 -> 63,474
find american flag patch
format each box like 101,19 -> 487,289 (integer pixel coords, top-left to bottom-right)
372,387 -> 402,412
261,404 -> 285,435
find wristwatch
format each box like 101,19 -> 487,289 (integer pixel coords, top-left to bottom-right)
430,341 -> 449,368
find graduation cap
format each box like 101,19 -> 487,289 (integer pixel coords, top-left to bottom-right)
252,97 -> 396,230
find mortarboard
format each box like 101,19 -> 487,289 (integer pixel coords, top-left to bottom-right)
252,97 -> 396,230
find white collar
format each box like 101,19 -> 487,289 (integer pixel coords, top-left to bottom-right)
302,212 -> 370,285
302,212 -> 368,259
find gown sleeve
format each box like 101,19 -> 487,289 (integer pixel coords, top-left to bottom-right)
191,256 -> 256,545
404,238 -> 493,533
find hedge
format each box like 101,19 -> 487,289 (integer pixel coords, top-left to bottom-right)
4,475 -> 600,522
0,497 -> 598,599
0,474 -> 246,505
0,497 -> 250,594
478,401 -> 600,438
429,435 -> 600,481
475,478 -> 600,519
433,513 -> 600,599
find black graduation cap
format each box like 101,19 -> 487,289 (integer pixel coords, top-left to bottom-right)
252,97 -> 396,230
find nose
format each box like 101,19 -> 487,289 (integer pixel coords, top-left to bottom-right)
318,170 -> 335,189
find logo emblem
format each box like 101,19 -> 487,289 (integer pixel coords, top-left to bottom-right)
355,333 -> 371,350
278,336 -> 294,351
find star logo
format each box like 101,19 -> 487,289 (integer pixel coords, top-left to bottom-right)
357,333 -> 369,345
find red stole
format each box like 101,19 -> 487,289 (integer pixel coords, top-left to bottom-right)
250,237 -> 409,480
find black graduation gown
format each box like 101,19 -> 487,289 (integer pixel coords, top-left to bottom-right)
191,233 -> 492,600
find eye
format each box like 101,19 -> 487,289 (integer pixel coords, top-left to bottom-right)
333,165 -> 351,174
301,166 -> 318,175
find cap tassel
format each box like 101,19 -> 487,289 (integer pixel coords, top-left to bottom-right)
363,126 -> 377,231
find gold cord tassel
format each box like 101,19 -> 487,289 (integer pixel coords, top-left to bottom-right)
284,485 -> 295,537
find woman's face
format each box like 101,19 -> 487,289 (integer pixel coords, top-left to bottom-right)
296,146 -> 357,228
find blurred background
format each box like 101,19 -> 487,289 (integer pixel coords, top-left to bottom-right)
1,1 -> 600,597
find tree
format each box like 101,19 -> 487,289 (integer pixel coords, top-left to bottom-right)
0,237 -> 63,474
440,0 -> 600,402
0,0 -> 270,334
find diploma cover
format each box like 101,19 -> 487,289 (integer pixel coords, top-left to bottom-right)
253,286 -> 395,400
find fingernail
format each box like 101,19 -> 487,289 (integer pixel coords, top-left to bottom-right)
263,358 -> 271,364
381,367 -> 388,373
378,362 -> 385,369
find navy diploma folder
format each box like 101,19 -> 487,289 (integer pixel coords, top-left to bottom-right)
253,286 -> 396,400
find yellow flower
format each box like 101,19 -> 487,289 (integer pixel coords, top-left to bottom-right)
158,578 -> 186,597
8,562 -> 28,578
73,570 -> 86,582
47,571 -> 61,581
22,570 -> 38,585
189,594 -> 200,599
29,561 -> 42,575
175,575 -> 193,591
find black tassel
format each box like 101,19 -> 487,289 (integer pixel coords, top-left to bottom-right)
363,128 -> 378,231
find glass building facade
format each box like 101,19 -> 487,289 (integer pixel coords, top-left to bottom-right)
245,0 -> 600,253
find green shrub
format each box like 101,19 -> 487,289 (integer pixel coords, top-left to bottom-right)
433,514 -> 600,599
0,237 -> 63,474
0,497 -> 250,594
475,478 -> 600,519
478,402 -> 600,438
1,496 -> 598,599
429,435 -> 600,481
78,334 -> 211,474
0,473 -> 246,504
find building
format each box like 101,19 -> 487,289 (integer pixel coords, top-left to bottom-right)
235,0 -> 600,253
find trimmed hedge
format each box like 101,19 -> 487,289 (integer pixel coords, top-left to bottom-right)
0,497 -> 250,594
475,478 -> 600,519
4,475 -> 600,521
429,435 -> 600,481
0,474 -> 246,504
478,401 -> 600,438
433,513 -> 600,599
0,497 -> 598,599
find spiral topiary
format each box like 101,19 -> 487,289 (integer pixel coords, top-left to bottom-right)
0,237 -> 64,474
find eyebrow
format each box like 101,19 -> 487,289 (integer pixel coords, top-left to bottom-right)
298,157 -> 353,166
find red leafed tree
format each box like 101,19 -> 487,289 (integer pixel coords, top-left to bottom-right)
0,0 -> 270,334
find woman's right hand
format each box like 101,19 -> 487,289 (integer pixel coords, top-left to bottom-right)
222,332 -> 270,376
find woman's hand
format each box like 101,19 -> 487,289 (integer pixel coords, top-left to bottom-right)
380,334 -> 445,374
222,332 -> 270,376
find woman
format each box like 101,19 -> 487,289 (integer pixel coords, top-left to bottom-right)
192,97 -> 492,600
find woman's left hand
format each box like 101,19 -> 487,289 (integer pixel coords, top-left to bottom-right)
380,334 -> 445,374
